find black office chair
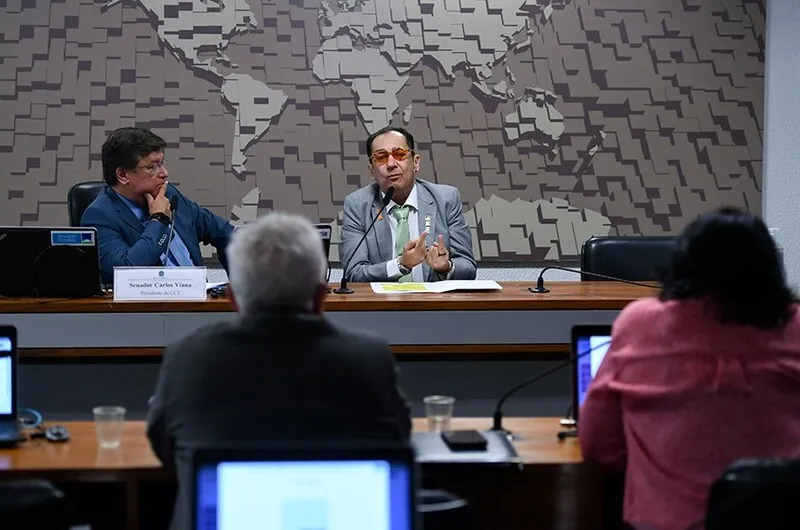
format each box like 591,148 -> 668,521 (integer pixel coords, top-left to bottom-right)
67,181 -> 105,226
0,479 -> 72,530
580,235 -> 675,282
418,489 -> 470,530
706,458 -> 800,530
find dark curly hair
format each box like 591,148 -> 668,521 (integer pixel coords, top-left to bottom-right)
660,207 -> 794,329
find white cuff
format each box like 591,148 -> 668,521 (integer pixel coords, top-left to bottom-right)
386,258 -> 402,279
445,260 -> 455,279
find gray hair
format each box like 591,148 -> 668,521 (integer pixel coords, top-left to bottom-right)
226,212 -> 327,314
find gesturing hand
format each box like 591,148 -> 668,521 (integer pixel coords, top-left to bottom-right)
425,234 -> 451,273
400,230 -> 429,270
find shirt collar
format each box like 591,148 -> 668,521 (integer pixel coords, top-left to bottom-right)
115,191 -> 145,221
384,183 -> 418,214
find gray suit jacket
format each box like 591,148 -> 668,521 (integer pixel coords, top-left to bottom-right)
340,179 -> 477,282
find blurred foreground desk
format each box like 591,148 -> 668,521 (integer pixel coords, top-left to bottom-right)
0,417 -> 613,530
0,281 -> 647,360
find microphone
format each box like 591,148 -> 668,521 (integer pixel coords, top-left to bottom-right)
162,195 -> 179,267
491,338 -> 612,435
334,185 -> 395,295
529,265 -> 660,293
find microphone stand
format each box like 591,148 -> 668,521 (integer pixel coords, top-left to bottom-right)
334,186 -> 395,294
491,338 -> 612,438
529,265 -> 659,293
162,196 -> 179,267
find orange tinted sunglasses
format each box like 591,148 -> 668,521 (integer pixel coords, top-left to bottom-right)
370,147 -> 414,166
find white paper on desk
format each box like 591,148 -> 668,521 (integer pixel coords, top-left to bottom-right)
205,281 -> 228,291
371,280 -> 502,294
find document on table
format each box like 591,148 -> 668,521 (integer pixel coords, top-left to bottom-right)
370,280 -> 502,294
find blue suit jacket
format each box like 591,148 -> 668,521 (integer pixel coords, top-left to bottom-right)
81,185 -> 234,284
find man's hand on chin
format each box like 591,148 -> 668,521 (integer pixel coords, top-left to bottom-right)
146,182 -> 172,218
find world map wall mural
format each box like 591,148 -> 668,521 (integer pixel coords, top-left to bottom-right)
0,0 -> 765,264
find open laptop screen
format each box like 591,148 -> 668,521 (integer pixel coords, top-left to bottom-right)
572,325 -> 612,420
194,450 -> 414,530
0,327 -> 16,417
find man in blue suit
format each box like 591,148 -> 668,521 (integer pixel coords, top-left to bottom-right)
81,127 -> 234,284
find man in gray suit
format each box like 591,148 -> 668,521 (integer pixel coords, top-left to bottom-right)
340,126 -> 477,282
147,212 -> 411,530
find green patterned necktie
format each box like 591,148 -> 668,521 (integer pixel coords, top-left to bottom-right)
393,205 -> 412,282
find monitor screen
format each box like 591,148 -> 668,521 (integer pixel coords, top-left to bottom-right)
575,332 -> 612,410
195,459 -> 412,530
0,336 -> 12,416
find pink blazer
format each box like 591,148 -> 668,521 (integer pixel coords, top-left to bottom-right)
580,297 -> 800,530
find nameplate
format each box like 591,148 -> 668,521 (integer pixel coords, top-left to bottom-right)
113,267 -> 207,302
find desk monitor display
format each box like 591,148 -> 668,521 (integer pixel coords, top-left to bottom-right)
314,223 -> 332,260
0,226 -> 103,298
192,443 -> 416,530
571,325 -> 612,421
0,326 -> 20,446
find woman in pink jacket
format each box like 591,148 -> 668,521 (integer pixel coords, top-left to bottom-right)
580,207 -> 800,530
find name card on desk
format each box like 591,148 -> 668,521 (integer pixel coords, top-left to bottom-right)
113,267 -> 207,301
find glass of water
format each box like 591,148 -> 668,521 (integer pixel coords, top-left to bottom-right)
93,406 -> 126,449
423,395 -> 455,432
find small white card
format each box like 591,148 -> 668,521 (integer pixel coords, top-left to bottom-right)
113,267 -> 207,301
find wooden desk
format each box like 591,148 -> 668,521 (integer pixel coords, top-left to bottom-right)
0,281 -> 650,361
0,418 -> 610,530
0,417 -> 580,474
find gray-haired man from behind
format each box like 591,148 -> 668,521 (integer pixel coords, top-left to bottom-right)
147,212 -> 412,530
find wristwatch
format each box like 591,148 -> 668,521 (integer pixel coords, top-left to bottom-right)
438,260 -> 454,277
396,256 -> 412,276
149,212 -> 171,226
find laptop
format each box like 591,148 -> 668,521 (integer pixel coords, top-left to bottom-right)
0,226 -> 103,298
571,324 -> 612,422
0,326 -> 21,447
192,442 -> 417,530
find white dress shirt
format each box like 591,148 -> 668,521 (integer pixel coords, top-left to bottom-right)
381,184 -> 456,282
383,184 -> 424,282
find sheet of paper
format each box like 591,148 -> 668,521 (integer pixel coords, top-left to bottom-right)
371,280 -> 502,294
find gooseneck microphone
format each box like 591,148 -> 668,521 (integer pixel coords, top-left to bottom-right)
491,338 -> 612,435
529,265 -> 659,293
334,185 -> 395,295
162,195 -> 179,267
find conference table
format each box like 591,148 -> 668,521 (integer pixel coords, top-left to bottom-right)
0,282 -> 641,527
0,417 -> 617,530
0,281 -> 651,361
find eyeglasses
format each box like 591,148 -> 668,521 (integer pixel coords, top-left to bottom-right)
135,160 -> 167,175
370,148 -> 413,166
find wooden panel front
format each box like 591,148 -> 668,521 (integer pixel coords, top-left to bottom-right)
18,343 -> 572,361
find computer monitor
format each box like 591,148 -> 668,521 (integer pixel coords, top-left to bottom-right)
192,442 -> 416,530
571,325 -> 612,421
0,326 -> 20,446
233,223 -> 332,260
0,226 -> 103,298
314,223 -> 332,260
